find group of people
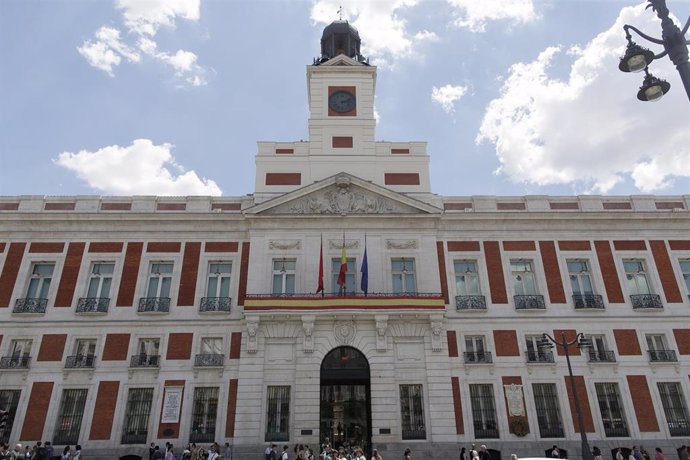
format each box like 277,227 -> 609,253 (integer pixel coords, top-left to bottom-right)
615,446 -> 681,460
0,442 -> 65,460
149,441 -> 231,460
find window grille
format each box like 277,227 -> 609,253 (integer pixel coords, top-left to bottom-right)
121,388 -> 154,444
525,336 -> 554,363
53,389 -> 88,445
0,390 -> 21,444
265,386 -> 290,442
469,384 -> 499,438
594,383 -> 629,437
190,387 -> 219,443
657,382 -> 690,436
400,384 -> 426,439
532,383 -> 564,438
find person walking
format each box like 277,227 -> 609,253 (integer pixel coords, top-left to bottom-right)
593,446 -> 603,460
60,446 -> 70,460
371,449 -> 382,460
654,448 -> 664,460
460,448 -> 467,460
71,446 -> 81,460
403,448 -> 412,460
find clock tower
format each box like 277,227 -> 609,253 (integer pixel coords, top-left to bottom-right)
254,20 -> 432,202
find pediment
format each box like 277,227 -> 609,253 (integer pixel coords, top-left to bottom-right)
246,173 -> 441,216
319,54 -> 364,67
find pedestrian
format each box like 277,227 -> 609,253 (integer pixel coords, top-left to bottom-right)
480,446 -> 491,460
460,448 -> 467,460
680,446 -> 689,460
71,446 -> 81,460
511,455 -> 518,460
164,444 -> 174,460
471,451 -> 479,460
44,443 -> 53,460
60,446 -> 70,460
403,448 -> 412,460
23,446 -> 31,460
152,446 -> 164,460
150,443 -> 157,460
207,445 -> 219,460
1,445 -> 11,460
224,443 -> 232,460
371,449 -> 382,460
654,448 -> 664,460
551,446 -> 560,459
641,447 -> 650,460
593,447 -> 603,460
280,445 -> 289,460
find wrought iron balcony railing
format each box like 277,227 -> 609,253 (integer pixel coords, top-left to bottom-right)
0,355 -> 31,369
245,292 -> 442,298
538,426 -> 565,438
121,433 -> 148,445
200,297 -> 231,312
648,349 -> 678,362
588,350 -> 616,363
573,294 -> 605,309
526,350 -> 555,363
668,421 -> 690,436
76,297 -> 109,313
138,297 -> 170,313
603,424 -> 629,437
401,428 -> 426,440
130,354 -> 160,368
473,426 -> 500,438
189,431 -> 216,443
464,351 -> 493,364
65,354 -> 96,368
194,353 -> 224,367
455,295 -> 487,310
631,294 -> 663,309
13,298 -> 47,314
514,295 -> 546,310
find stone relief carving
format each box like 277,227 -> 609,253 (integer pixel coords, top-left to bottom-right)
328,240 -> 359,250
269,240 -> 301,250
302,315 -> 315,353
430,315 -> 444,352
504,383 -> 525,416
386,239 -> 418,250
333,321 -> 356,345
375,315 -> 388,351
246,317 -> 259,354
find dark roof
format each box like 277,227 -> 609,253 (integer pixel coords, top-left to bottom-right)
321,20 -> 360,40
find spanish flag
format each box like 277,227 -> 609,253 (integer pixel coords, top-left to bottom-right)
337,236 -> 347,288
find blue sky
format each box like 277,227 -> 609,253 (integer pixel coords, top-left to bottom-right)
1,0 -> 689,198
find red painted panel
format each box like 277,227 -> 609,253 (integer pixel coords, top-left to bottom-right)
552,329 -> 580,356
673,329 -> 690,355
558,241 -> 591,251
493,330 -> 520,357
167,333 -> 193,360
229,332 -> 242,359
0,203 -> 19,211
655,201 -> 684,210
276,149 -> 294,154
55,242 -> 85,307
384,173 -> 420,185
0,242 -> 26,307
44,202 -> 75,210
177,242 -> 201,306
626,375 -> 660,432
436,241 -> 449,304
669,240 -> 690,250
225,379 -> 239,437
447,241 -> 480,252
540,241 -> 566,303
595,241 -> 624,303
20,382 -> 53,441
391,148 -> 409,154
444,203 -> 472,211
497,202 -> 525,210
549,202 -> 579,210
205,242 -> 239,253
146,242 -> 181,253
266,173 -> 301,186
211,203 -> 241,211
451,377 -> 464,434
564,376 -> 595,433
238,242 -> 250,305
603,202 -> 632,210
650,240 -> 683,303
332,137 -> 354,148
503,241 -> 536,251
613,329 -> 641,355
156,203 -> 186,211
483,241 -> 507,304
29,242 -> 65,253
100,203 -> 132,211
89,381 -> 120,440
116,242 -> 143,307
447,330 -> 458,358
37,334 -> 67,361
613,240 -> 647,251
88,242 -> 124,253
502,376 -> 530,435
102,334 -> 130,361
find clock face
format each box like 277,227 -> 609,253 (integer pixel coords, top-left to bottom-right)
329,91 -> 356,113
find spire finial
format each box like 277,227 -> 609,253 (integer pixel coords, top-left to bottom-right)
337,5 -> 343,20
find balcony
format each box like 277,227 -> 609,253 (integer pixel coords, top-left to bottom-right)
200,297 -> 231,312
401,428 -> 426,440
130,354 -> 160,368
648,349 -> 678,362
65,354 -> 96,369
588,350 -> 616,363
13,298 -> 47,314
603,424 -> 629,437
189,431 -> 216,443
194,353 -> 224,367
514,295 -> 546,310
573,294 -> 605,309
0,355 -> 31,369
473,425 -> 499,439
464,351 -> 493,364
526,350 -> 554,364
668,421 -> 690,436
121,432 -> 148,445
538,426 -> 564,438
76,297 -> 109,314
244,292 -> 444,312
455,295 -> 487,311
138,297 -> 170,313
631,294 -> 663,310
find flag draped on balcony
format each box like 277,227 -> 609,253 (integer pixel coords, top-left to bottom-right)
337,234 -> 347,289
316,235 -> 324,295
361,235 -> 368,295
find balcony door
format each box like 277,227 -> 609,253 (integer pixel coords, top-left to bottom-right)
320,347 -> 371,456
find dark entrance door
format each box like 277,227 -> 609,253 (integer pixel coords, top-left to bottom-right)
320,347 -> 371,455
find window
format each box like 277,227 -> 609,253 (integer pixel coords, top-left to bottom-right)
586,334 -> 615,362
196,338 -> 223,367
146,262 -> 174,298
400,384 -> 426,439
511,260 -> 537,295
624,259 -> 652,295
26,263 -> 54,299
121,388 -> 154,444
454,260 -> 480,295
646,334 -> 676,362
190,387 -> 219,443
206,262 -> 232,298
680,259 -> 690,295
525,335 -> 553,363
67,339 -> 96,368
469,384 -> 499,438
1,339 -> 32,368
53,388 -> 88,445
465,336 -> 491,363
532,383 -> 564,437
272,259 -> 296,295
331,258 -> 356,293
134,338 -> 160,367
86,262 -> 114,298
567,260 -> 594,295
265,386 -> 290,442
594,382 -> 629,437
392,258 -> 416,294
0,390 -> 21,444
657,382 -> 690,436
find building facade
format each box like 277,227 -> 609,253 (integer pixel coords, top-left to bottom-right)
1,21 -> 690,460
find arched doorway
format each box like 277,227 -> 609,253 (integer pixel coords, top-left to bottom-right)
320,346 -> 372,455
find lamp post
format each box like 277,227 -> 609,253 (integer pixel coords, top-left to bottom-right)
539,332 -> 593,460
619,0 -> 690,102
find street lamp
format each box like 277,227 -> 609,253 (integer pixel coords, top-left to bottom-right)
539,332 -> 593,460
619,0 -> 690,102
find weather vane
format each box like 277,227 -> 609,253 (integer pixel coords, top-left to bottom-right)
337,5 -> 343,20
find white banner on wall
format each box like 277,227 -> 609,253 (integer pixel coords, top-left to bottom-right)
504,383 -> 525,416
161,386 -> 183,423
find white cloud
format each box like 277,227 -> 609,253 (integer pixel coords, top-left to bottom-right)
54,139 -> 221,196
476,4 -> 690,193
137,38 -> 208,86
431,84 -> 469,114
77,26 -> 140,76
447,0 -> 538,32
117,0 -> 200,36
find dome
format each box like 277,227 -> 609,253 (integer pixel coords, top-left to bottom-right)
317,19 -> 366,63
321,20 -> 360,41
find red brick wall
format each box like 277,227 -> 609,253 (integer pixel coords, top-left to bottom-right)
673,329 -> 690,355
102,334 -> 131,361
28,242 -> 65,253
391,148 -> 409,154
158,381 -> 185,439
613,240 -> 647,251
146,242 -> 181,253
447,241 -> 480,251
177,242 -> 201,306
650,240 -> 683,303
384,173 -> 420,185
116,242 -> 143,307
265,173 -> 301,185
451,377 -> 464,434
595,241 -> 624,303
205,242 -> 239,253
44,203 -> 75,211
613,329 -> 642,355
156,203 -> 186,211
55,242 -> 85,307
89,381 -> 120,440
497,202 -> 525,210
88,242 -> 124,253
225,379 -> 239,437
276,148 -> 294,154
20,382 -> 54,441
436,241 -> 449,304
550,202 -> 579,210
0,203 -> 19,210
483,241 -> 507,304
100,203 -> 132,211
558,241 -> 591,251
167,333 -> 193,360
540,241 -> 566,303
447,331 -> 458,358
494,330 -> 520,356
332,137 -> 354,148
37,334 -> 67,361
669,240 -> 690,250
229,332 -> 242,359
0,242 -> 26,307
603,202 -> 632,210
626,375 -> 659,432
502,376 -> 530,435
503,241 -> 536,251
552,329 -> 580,356
238,242 -> 250,305
564,375 -> 595,433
